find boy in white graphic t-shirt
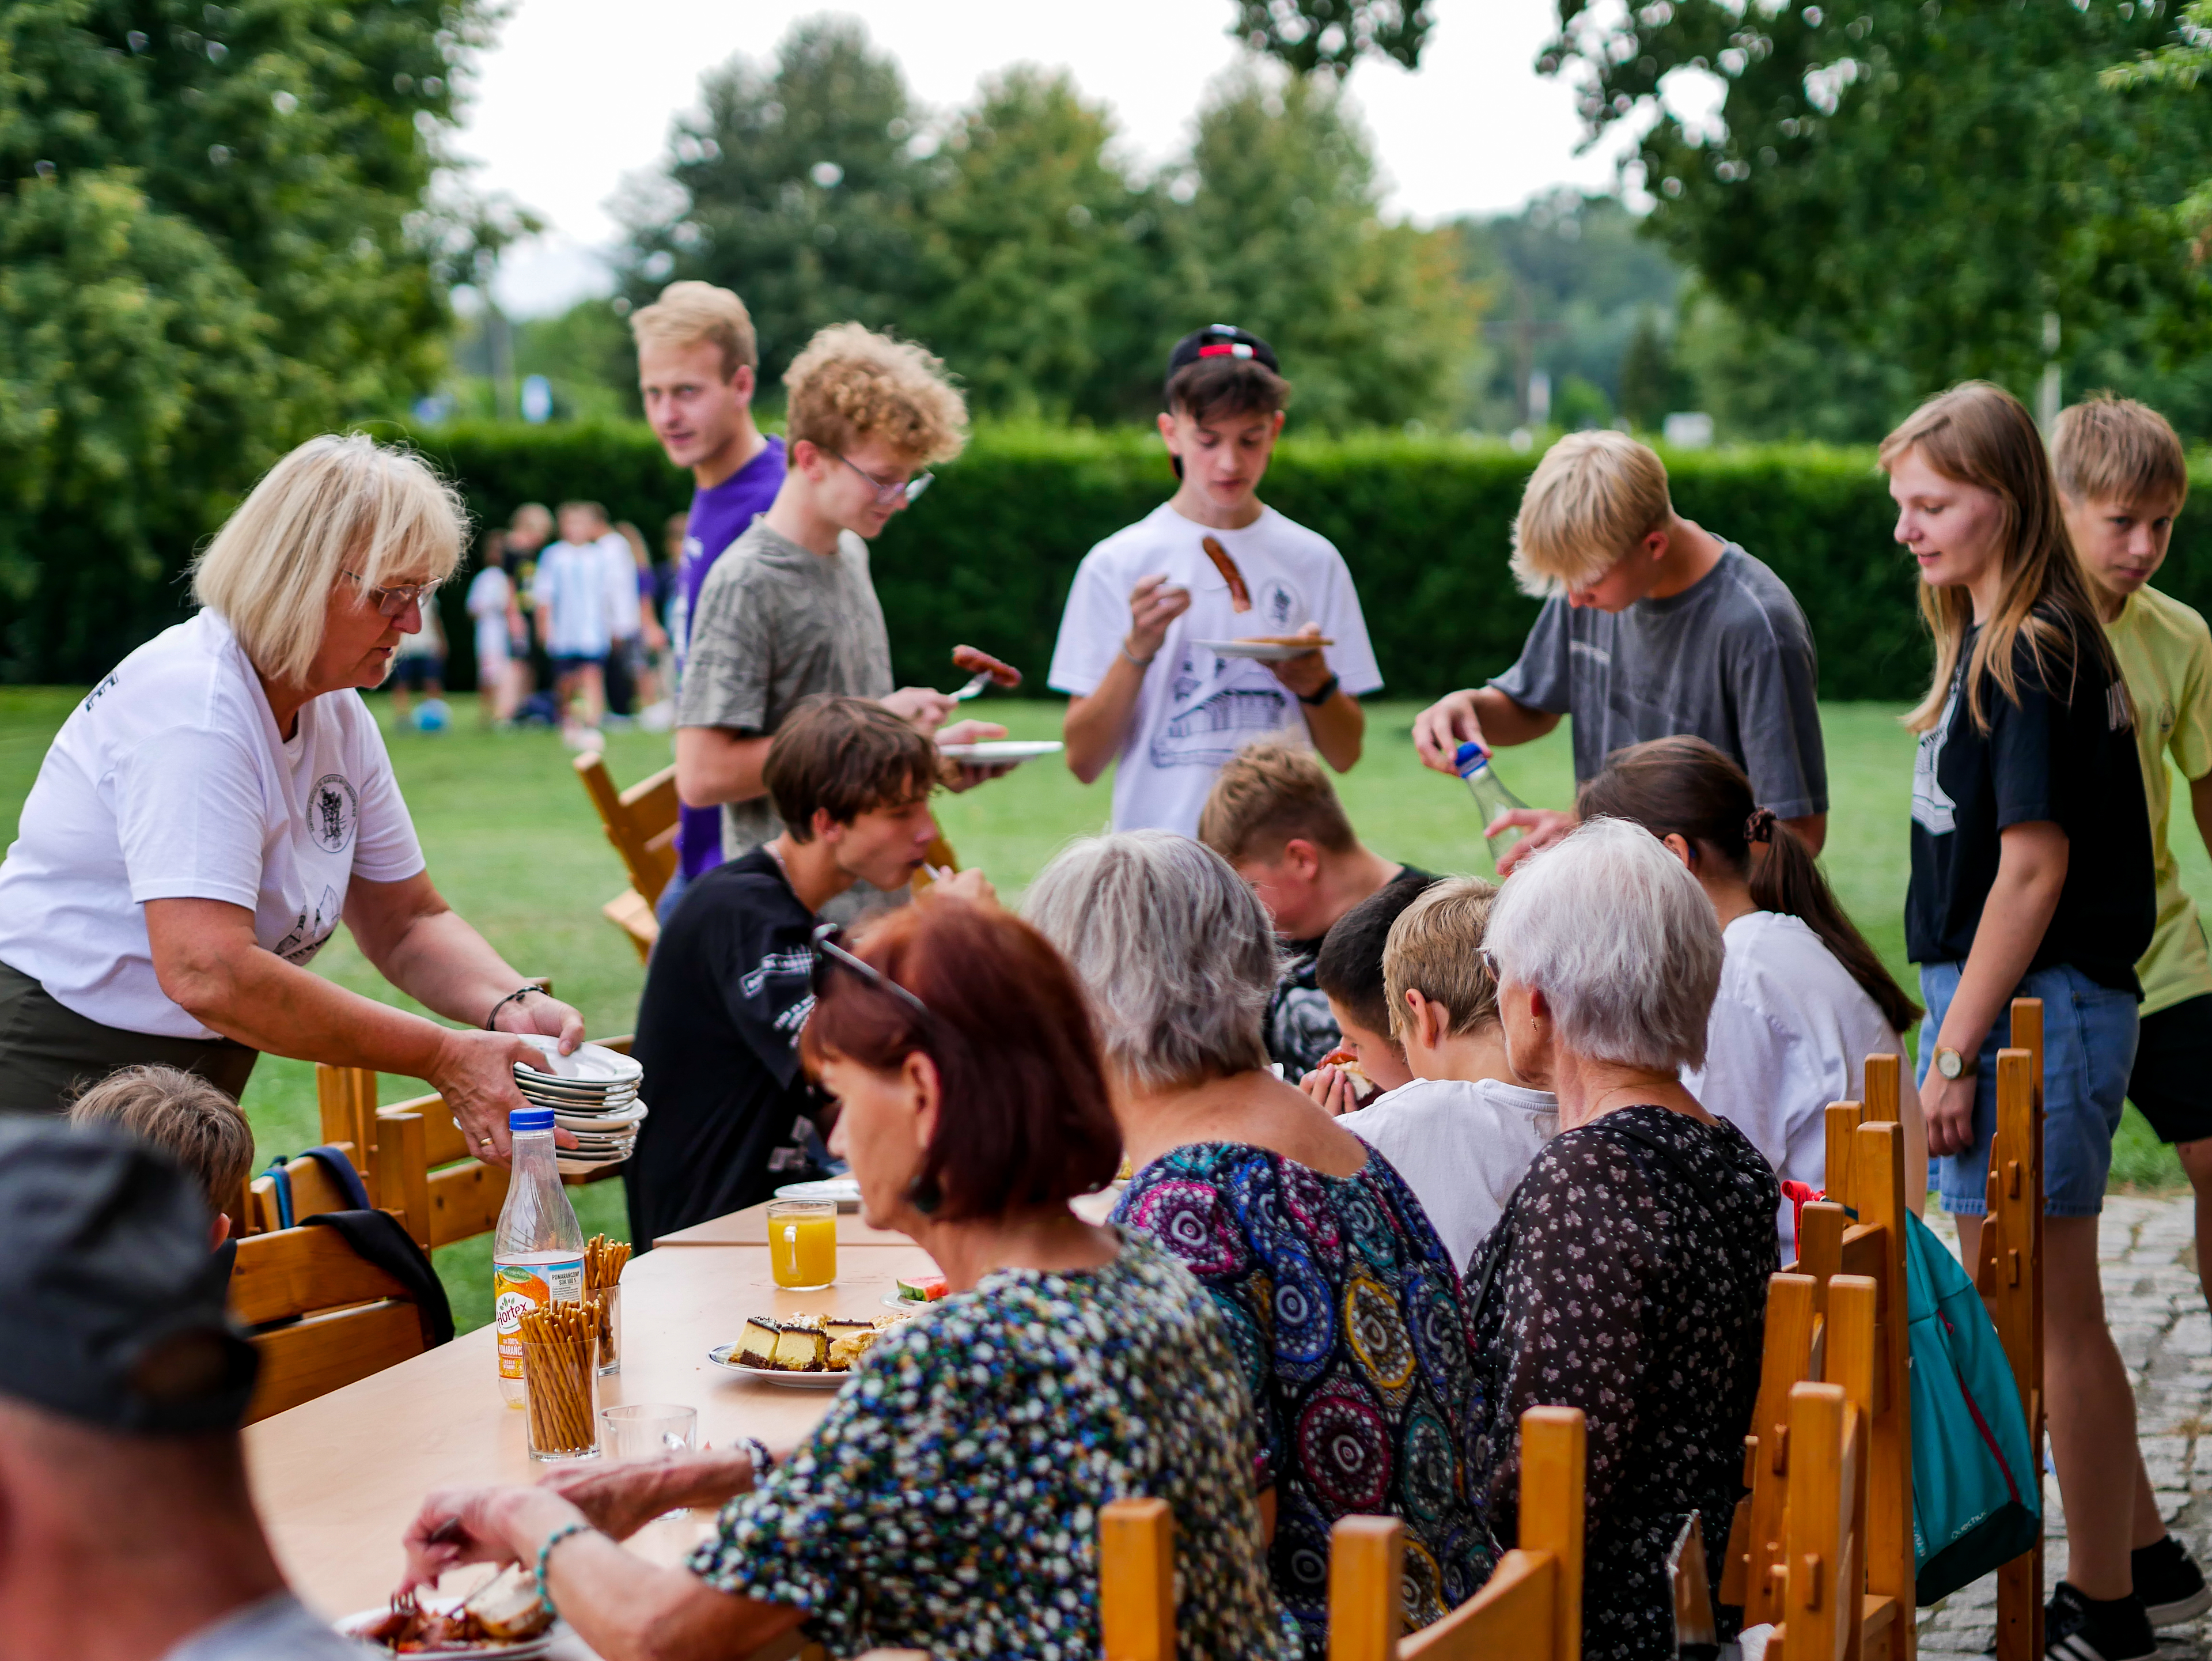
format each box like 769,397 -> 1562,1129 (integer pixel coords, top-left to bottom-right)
1048,326 -> 1382,833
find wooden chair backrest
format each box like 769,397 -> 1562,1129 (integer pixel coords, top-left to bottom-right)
229,1221 -> 425,1423
1725,1080 -> 1912,1659
245,1141 -> 361,1236
1979,999 -> 2047,1661
1100,1497 -> 1176,1661
1779,1381 -> 1870,1661
1328,1406 -> 1586,1661
574,752 -> 679,906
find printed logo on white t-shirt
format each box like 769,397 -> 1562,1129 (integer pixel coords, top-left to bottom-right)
309,774 -> 359,853
274,885 -> 342,965
1253,574 -> 1300,634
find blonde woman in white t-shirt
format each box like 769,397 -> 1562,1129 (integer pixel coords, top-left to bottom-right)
1577,736 -> 1927,1247
0,434 -> 585,1161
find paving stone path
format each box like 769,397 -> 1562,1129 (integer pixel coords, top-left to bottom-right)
1915,1195 -> 2211,1657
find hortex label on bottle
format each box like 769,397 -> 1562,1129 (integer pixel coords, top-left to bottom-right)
494,1257 -> 584,1380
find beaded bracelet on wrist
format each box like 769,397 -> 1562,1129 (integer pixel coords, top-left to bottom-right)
534,1520 -> 594,1615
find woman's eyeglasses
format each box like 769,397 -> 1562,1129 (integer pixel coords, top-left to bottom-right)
810,922 -> 936,1023
835,453 -> 933,507
342,569 -> 440,619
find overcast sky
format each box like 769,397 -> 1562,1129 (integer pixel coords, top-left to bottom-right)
452,0 -> 1639,315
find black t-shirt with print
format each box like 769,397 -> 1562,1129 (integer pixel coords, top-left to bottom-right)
625,847 -> 827,1247
1905,613 -> 2155,992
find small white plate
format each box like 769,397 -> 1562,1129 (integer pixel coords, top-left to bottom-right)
553,1100 -> 648,1130
1193,637 -> 1334,662
514,1036 -> 643,1086
335,1598 -> 563,1656
882,1287 -> 947,1311
774,1176 -> 861,1210
707,1344 -> 851,1387
935,739 -> 1064,760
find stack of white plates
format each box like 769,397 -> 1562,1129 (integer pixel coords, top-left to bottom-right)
512,1036 -> 646,1175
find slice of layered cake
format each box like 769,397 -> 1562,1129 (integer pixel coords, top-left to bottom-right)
736,1316 -> 781,1368
771,1315 -> 828,1371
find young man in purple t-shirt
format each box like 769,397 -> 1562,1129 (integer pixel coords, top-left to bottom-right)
633,282 -> 785,898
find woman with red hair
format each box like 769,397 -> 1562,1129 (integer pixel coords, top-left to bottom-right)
399,896 -> 1292,1661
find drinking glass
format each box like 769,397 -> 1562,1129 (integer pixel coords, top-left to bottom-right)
591,1285 -> 622,1376
599,1403 -> 699,1520
766,1199 -> 837,1289
521,1330 -> 600,1462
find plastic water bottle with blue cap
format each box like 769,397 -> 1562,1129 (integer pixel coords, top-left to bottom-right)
1455,740 -> 1533,858
492,1106 -> 586,1406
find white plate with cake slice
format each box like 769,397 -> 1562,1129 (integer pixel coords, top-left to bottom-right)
707,1345 -> 851,1388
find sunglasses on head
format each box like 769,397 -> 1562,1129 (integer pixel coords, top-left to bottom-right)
810,922 -> 937,1023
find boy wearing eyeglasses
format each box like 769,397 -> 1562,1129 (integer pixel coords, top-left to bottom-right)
628,697 -> 994,1246
675,323 -> 1006,918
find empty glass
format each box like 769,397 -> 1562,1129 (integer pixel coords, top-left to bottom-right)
599,1403 -> 700,1518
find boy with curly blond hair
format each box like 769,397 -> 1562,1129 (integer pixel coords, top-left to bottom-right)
675,324 -> 1006,908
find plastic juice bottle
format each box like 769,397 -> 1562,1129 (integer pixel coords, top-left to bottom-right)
769,1206 -> 838,1289
492,1106 -> 586,1407
1455,740 -> 1533,857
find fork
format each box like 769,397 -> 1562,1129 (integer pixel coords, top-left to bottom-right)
946,669 -> 993,702
390,1587 -> 419,1620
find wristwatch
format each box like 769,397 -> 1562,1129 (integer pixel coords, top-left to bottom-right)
1298,673 -> 1342,707
1933,1045 -> 1976,1081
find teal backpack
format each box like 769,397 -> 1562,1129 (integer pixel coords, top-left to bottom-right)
1905,1209 -> 2040,1602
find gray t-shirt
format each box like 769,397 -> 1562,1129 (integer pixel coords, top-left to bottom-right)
1489,543 -> 1827,818
160,1591 -> 376,1660
677,517 -> 894,858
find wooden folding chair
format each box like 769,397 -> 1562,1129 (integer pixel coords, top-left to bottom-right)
229,1221 -> 431,1422
574,751 -> 679,961
1726,1092 -> 1913,1661
1975,999 -> 2047,1661
1778,1380 -> 1871,1661
1330,1406 -> 1586,1661
244,1142 -> 363,1236
1100,1497 -> 1176,1661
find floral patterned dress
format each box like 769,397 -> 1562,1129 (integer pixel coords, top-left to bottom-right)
1113,1141 -> 1487,1649
688,1232 -> 1293,1661
1463,1107 -> 1780,1661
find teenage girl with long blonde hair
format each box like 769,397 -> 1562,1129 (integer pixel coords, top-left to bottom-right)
1888,382 -> 2160,1661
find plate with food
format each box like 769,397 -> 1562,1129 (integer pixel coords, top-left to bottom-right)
881,1272 -> 950,1310
934,739 -> 1064,760
711,1312 -> 907,1385
774,1176 -> 861,1210
341,1569 -> 560,1655
1192,637 -> 1336,662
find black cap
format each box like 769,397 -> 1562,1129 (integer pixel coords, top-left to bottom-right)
0,1121 -> 257,1433
1165,324 -> 1280,398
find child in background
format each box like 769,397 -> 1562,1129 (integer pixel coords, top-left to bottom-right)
1411,430 -> 1826,872
533,501 -> 615,739
1335,880 -> 1559,1270
387,585 -> 446,729
465,531 -> 518,726
1578,735 -> 1928,1249
1197,740 -> 1433,1076
1298,874 -> 1439,1107
1889,382 -> 2161,1660
2052,392 -> 2212,1633
67,1063 -> 254,1247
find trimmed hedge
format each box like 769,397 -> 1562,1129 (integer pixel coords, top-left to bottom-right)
71,419 -> 2212,701
406,421 -> 1936,703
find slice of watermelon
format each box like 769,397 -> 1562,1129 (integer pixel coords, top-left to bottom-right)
895,1274 -> 950,1302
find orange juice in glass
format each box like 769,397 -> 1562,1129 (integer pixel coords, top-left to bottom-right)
768,1200 -> 837,1289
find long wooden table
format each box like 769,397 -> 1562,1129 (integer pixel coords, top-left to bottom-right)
654,1191 -> 1124,1248
245,1234 -> 938,1623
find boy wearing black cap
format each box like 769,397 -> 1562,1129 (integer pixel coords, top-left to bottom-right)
1049,325 -> 1382,835
0,1119 -> 366,1658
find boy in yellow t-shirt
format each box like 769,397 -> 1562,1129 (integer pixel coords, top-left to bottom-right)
2055,393 -> 2212,1633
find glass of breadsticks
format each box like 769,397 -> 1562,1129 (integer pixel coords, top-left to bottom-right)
586,1234 -> 630,1377
520,1300 -> 601,1461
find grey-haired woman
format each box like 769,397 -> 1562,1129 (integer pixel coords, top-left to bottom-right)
1467,816 -> 1779,1661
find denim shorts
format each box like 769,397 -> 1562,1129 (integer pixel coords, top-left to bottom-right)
1918,960 -> 2138,1217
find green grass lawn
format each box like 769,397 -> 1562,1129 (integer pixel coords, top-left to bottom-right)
0,687 -> 2196,1329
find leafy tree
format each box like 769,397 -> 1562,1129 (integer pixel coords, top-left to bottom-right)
1540,0 -> 2212,400
911,67 -> 1181,423
620,17 -> 933,382
1179,67 -> 1472,429
0,0 -> 486,683
1232,0 -> 1434,76
1618,307 -> 1684,429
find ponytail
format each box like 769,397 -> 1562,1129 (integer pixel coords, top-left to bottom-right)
1577,735 -> 1922,1033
